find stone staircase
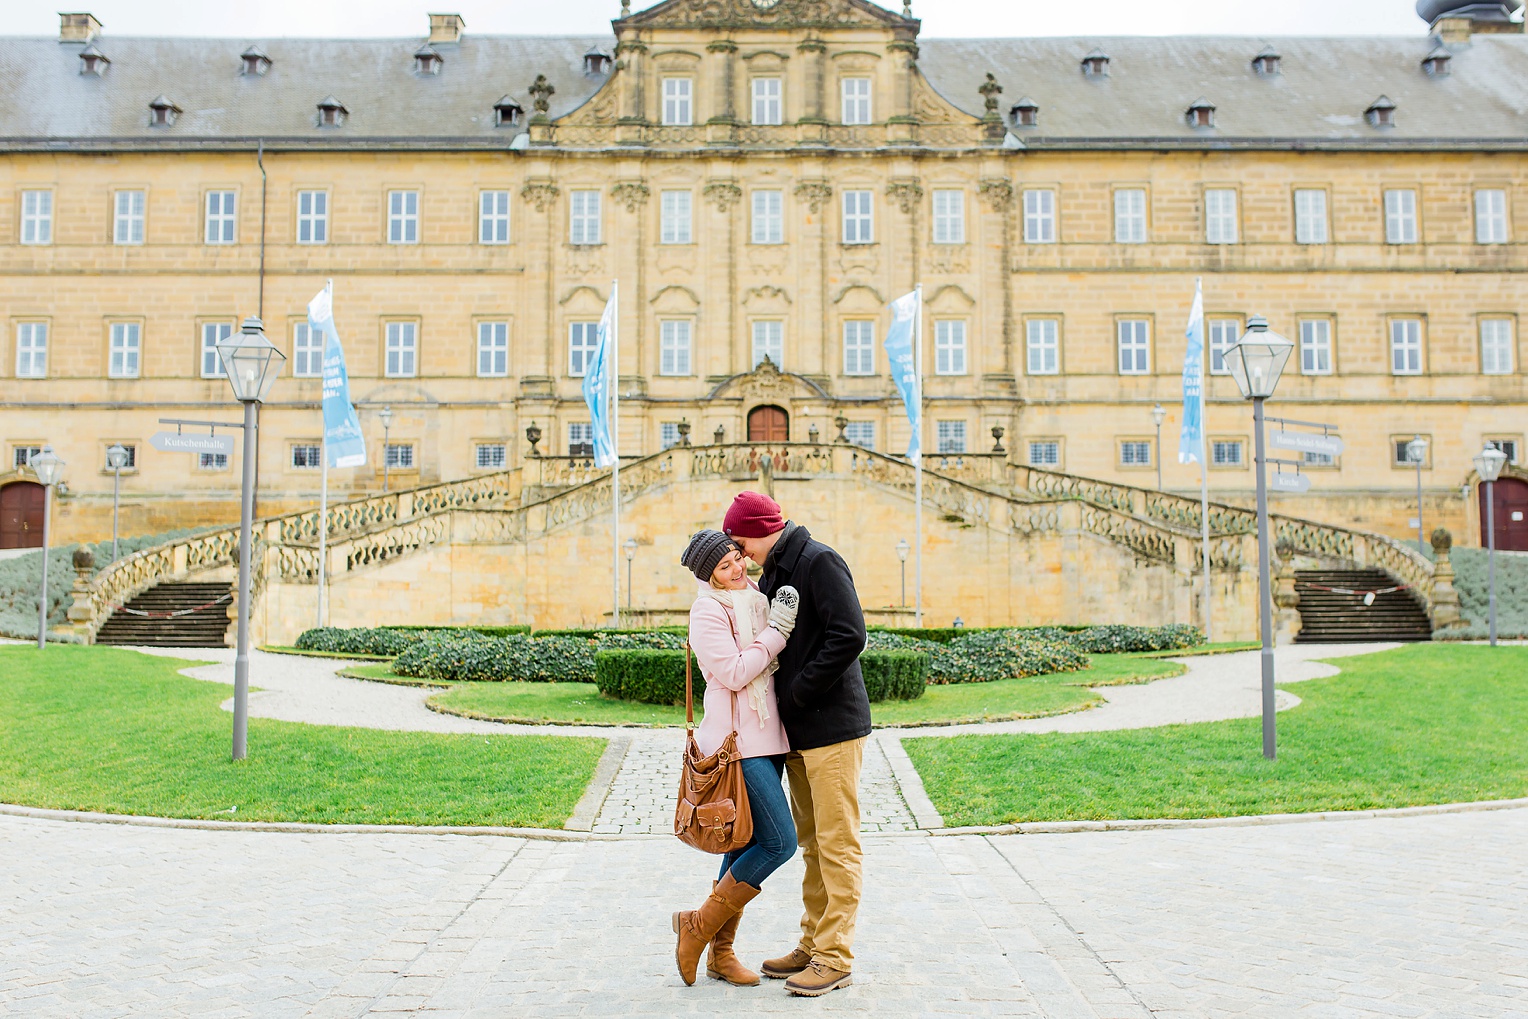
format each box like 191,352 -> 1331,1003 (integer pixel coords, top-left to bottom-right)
93,582 -> 233,648
1293,569 -> 1433,644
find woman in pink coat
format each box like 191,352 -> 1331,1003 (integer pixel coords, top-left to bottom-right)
670,529 -> 800,988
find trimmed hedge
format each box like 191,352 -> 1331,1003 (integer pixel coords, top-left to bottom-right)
381,624 -> 531,638
391,629 -> 687,683
1025,623 -> 1206,654
593,649 -> 688,705
536,626 -> 688,638
864,629 -> 1089,684
872,625 -> 1087,644
859,650 -> 928,702
295,627 -> 429,657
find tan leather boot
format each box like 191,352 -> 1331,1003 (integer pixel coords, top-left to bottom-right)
672,873 -> 760,986
761,947 -> 813,980
706,882 -> 760,986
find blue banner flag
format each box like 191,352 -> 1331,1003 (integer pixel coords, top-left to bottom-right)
884,289 -> 922,461
1178,279 -> 1205,465
581,291 -> 618,468
310,284 -> 367,469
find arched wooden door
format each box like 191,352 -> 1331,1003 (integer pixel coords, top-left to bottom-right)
1483,477 -> 1528,552
747,405 -> 789,443
0,482 -> 45,549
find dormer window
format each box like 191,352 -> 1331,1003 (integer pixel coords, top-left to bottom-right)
493,96 -> 524,127
1252,46 -> 1280,76
148,95 -> 182,127
240,45 -> 271,76
1422,46 -> 1452,77
1010,97 -> 1038,128
1081,49 -> 1110,78
317,96 -> 348,128
414,44 -> 443,75
583,48 -> 612,75
78,42 -> 109,76
1186,98 -> 1216,128
1365,95 -> 1396,128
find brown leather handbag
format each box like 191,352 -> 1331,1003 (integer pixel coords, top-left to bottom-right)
674,642 -> 754,855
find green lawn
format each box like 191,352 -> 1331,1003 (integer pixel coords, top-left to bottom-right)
904,644 -> 1528,826
0,646 -> 605,828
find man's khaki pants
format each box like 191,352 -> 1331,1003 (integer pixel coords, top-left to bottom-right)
784,736 -> 866,972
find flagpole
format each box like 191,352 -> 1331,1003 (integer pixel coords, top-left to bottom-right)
318,435 -> 328,628
610,279 -> 621,630
1195,277 -> 1213,643
914,283 -> 924,627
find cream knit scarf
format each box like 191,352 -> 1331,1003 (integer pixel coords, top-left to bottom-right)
703,586 -> 776,728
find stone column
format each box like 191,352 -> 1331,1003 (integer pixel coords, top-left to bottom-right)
67,547 -> 97,643
616,38 -> 649,145
1429,527 -> 1463,630
797,38 -> 827,145
706,40 -> 738,145
1274,553 -> 1301,645
886,34 -> 919,144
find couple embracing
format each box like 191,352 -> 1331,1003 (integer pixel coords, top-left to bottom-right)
672,491 -> 870,998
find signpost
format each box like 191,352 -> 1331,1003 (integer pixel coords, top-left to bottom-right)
151,431 -> 236,456
1269,431 -> 1344,458
1268,470 -> 1312,494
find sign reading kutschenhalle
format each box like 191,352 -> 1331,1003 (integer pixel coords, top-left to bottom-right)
151,431 -> 235,455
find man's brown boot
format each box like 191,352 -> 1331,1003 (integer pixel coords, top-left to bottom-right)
705,883 -> 760,986
785,959 -> 853,997
672,873 -> 760,986
760,947 -> 813,980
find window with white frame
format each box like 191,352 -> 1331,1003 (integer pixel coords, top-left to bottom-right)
385,443 -> 415,469
387,190 -> 419,244
114,190 -> 145,245
568,321 -> 599,377
569,189 -> 601,245
752,320 -> 783,369
1476,188 -> 1508,244
752,190 -> 783,244
20,190 -> 52,245
1392,437 -> 1430,467
108,322 -> 141,379
659,319 -> 692,376
1299,319 -> 1332,375
1023,189 -> 1056,243
1390,318 -> 1423,375
1205,188 -> 1238,244
205,191 -> 236,244
13,446 -> 43,470
660,190 -> 692,245
841,77 -> 872,125
1211,439 -> 1245,466
475,443 -> 507,469
292,322 -> 322,378
935,320 -> 968,375
385,321 -> 418,378
198,452 -> 229,471
290,444 -> 321,469
103,444 -> 138,470
201,322 -> 232,378
1026,319 -> 1059,375
932,189 -> 965,244
936,420 -> 967,454
842,189 -> 873,244
477,321 -> 509,377
842,320 -> 875,376
568,423 -> 594,456
1294,188 -> 1328,244
1208,318 -> 1239,375
662,78 -> 693,125
1384,189 -> 1418,244
843,421 -> 875,450
1028,440 -> 1061,467
296,190 -> 328,244
752,77 -> 782,125
15,323 -> 47,379
1481,318 -> 1515,375
1119,440 -> 1152,466
1486,438 -> 1519,464
1114,188 -> 1146,244
1302,450 -> 1336,467
1117,319 -> 1150,375
660,422 -> 681,449
479,190 -> 511,244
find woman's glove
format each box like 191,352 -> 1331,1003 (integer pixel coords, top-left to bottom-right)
769,586 -> 800,639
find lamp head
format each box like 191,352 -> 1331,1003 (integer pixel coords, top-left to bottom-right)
1406,436 -> 1428,465
1224,315 -> 1293,401
379,406 -> 393,429
624,537 -> 637,560
217,316 -> 286,404
28,445 -> 65,487
1151,403 -> 1166,427
1475,445 -> 1508,483
896,538 -> 910,562
106,443 -> 129,470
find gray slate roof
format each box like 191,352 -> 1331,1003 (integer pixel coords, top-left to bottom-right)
1,31 -> 1525,148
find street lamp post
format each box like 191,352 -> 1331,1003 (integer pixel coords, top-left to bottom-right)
27,446 -> 65,650
216,316 -> 286,761
895,538 -> 910,608
624,537 -> 637,613
1151,403 -> 1167,491
379,406 -> 394,494
1406,435 -> 1428,553
1474,445 -> 1509,647
1224,315 -> 1293,761
106,443 -> 129,563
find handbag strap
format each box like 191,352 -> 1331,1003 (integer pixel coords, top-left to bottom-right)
684,641 -> 694,729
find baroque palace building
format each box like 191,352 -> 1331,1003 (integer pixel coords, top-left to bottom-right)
1,0 -> 1527,551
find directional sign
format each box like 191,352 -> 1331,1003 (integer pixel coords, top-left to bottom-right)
1270,430 -> 1345,457
1269,471 -> 1312,494
151,431 -> 235,456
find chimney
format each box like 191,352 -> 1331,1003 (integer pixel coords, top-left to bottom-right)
428,13 -> 465,44
59,12 -> 102,44
1416,2 -> 1525,43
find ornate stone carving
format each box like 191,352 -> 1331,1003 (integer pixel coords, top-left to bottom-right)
746,244 -> 789,275
703,180 -> 743,212
610,180 -> 651,213
978,178 -> 1014,211
623,0 -> 907,30
930,245 -> 969,274
793,179 -> 834,213
979,72 -> 1003,118
885,178 -> 924,213
528,75 -> 555,120
521,180 -> 560,212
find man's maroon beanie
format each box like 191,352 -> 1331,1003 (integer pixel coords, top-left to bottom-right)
723,491 -> 787,539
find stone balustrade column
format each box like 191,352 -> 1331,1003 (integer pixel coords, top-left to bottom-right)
67,547 -> 97,642
1274,555 -> 1301,645
1429,527 -> 1463,629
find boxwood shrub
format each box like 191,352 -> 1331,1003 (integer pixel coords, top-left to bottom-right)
389,629 -> 688,683
864,630 -> 1088,684
1024,623 -> 1205,653
294,627 -> 428,657
859,650 -> 928,702
593,649 -> 688,705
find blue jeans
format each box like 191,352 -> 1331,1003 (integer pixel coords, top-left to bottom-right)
719,754 -> 797,889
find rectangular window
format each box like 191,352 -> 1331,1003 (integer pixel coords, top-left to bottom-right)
841,78 -> 872,125
1476,188 -> 1508,244
479,190 -> 511,244
20,190 -> 52,245
1029,440 -> 1061,467
385,321 -> 418,378
388,190 -> 419,244
752,320 -> 783,369
1211,439 -> 1244,467
1208,318 -> 1240,375
296,190 -> 328,244
1390,319 -> 1423,375
932,189 -> 965,244
1481,318 -> 1515,375
1486,438 -> 1519,464
201,322 -> 232,378
114,190 -> 145,245
104,444 -> 138,470
935,320 -> 967,376
570,189 -> 602,245
1114,188 -> 1146,244
568,423 -> 594,457
477,321 -> 509,377
1119,440 -> 1152,466
15,322 -> 47,379
108,322 -> 141,379
1302,450 -> 1336,467
1023,189 -> 1056,243
843,421 -> 875,450
659,319 -> 691,376
1299,319 -> 1332,375
843,320 -> 875,376
291,444 -> 321,470
662,78 -> 693,126
842,190 -> 873,244
936,420 -> 967,455
752,190 -> 783,245
568,321 -> 599,377
660,422 -> 681,449
1294,189 -> 1328,244
205,190 -> 236,244
292,321 -> 322,378
660,190 -> 692,245
1117,319 -> 1150,375
475,443 -> 507,470
1205,188 -> 1238,244
752,77 -> 782,125
1393,437 -> 1431,467
198,452 -> 229,471
14,446 -> 43,470
385,444 -> 415,469
1384,189 -> 1418,244
1026,319 -> 1059,375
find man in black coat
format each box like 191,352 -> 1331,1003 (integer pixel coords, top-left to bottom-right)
723,490 -> 869,998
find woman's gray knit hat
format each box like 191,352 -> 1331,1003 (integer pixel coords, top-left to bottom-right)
681,529 -> 740,581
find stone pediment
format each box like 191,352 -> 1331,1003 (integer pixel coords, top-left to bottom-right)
707,356 -> 831,401
620,0 -> 914,31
